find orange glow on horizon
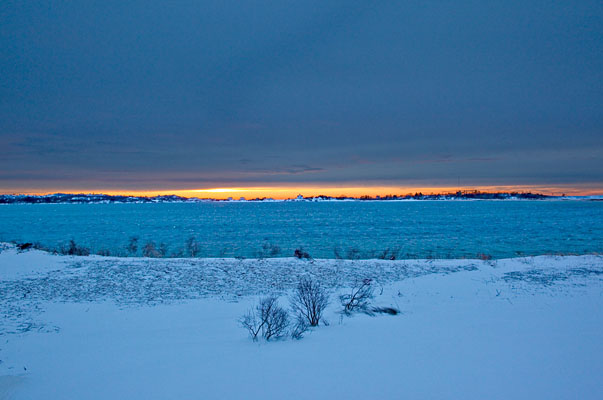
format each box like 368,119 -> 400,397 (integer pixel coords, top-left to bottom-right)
2,184 -> 602,199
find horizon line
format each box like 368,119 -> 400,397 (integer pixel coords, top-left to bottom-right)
1,184 -> 602,199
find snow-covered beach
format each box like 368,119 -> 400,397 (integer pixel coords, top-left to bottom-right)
1,243 -> 602,399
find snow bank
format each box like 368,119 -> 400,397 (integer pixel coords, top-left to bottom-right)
0,244 -> 70,281
1,244 -> 601,399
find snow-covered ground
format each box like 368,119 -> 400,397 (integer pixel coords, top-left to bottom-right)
0,243 -> 602,399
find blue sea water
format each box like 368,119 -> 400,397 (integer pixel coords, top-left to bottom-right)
0,201 -> 601,259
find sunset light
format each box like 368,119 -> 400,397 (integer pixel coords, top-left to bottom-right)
3,184 -> 601,199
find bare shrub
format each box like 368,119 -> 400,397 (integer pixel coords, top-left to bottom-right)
290,277 -> 329,327
266,242 -> 280,256
294,248 -> 311,259
186,236 -> 200,257
290,314 -> 309,340
346,248 -> 361,260
378,247 -> 400,260
126,237 -> 139,256
61,240 -> 90,256
158,243 -> 168,257
333,247 -> 344,259
240,297 -> 289,341
32,242 -> 53,253
364,250 -> 377,259
240,312 -> 262,341
96,249 -> 111,256
171,248 -> 185,258
256,241 -> 281,259
340,278 -> 374,313
142,241 -> 162,258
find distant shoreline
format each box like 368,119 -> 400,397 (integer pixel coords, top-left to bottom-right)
2,191 -> 598,204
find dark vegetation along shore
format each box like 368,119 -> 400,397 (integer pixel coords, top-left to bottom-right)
12,238 -> 591,262
0,191 -> 551,204
14,238 -> 403,260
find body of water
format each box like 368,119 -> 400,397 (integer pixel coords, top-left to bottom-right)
0,201 -> 601,259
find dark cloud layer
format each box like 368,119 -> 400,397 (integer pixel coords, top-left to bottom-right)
1,1 -> 602,191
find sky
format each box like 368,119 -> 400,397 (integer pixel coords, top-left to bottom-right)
1,1 -> 602,197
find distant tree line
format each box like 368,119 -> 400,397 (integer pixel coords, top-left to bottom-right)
0,190 -> 550,204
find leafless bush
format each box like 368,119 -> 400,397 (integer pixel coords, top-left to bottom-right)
126,236 -> 138,255
171,248 -> 185,258
32,242 -> 54,253
30,242 -> 44,250
255,241 -> 281,259
96,249 -> 111,256
294,248 -> 311,259
240,297 -> 290,341
346,248 -> 361,260
186,236 -> 200,257
340,278 -> 374,313
290,314 -> 309,340
142,241 -> 162,258
378,247 -> 400,260
363,250 -> 377,259
61,240 -> 90,256
290,277 -> 329,327
240,311 -> 262,341
333,247 -> 344,259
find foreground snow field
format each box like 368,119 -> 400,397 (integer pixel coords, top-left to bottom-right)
0,243 -> 602,399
